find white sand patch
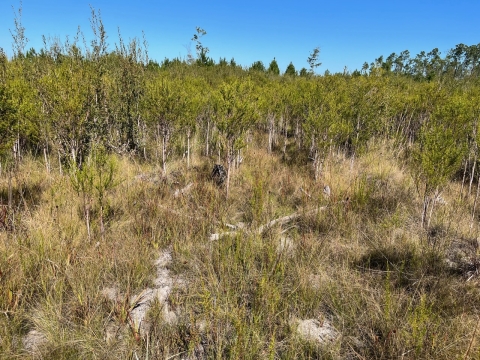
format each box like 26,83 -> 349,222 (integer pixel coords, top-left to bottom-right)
295,318 -> 339,345
276,236 -> 295,256
102,248 -> 182,339
22,329 -> 47,353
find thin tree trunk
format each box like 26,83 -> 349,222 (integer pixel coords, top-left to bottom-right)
427,191 -> 437,229
314,149 -> 320,181
226,158 -> 231,199
471,174 -> 480,229
272,116 -> 276,150
71,147 -> 77,166
268,127 -> 273,154
469,154 -> 477,196
155,124 -> 160,163
84,195 -> 91,242
236,149 -> 242,169
43,146 -> 50,175
16,132 -> 21,162
226,146 -> 233,199
187,134 -> 190,168
421,192 -> 429,229
86,207 -> 91,242
295,118 -> 301,149
162,134 -> 167,175
58,150 -> 63,176
8,172 -> 12,212
268,114 -> 274,154
100,204 -> 105,241
205,119 -> 210,157
283,121 -> 287,159
139,118 -> 147,161
461,157 -> 468,199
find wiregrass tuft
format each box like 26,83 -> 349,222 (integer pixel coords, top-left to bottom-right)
1,142 -> 480,359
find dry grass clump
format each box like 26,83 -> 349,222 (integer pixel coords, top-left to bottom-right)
2,140 -> 480,359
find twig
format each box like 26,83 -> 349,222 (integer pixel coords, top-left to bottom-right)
166,351 -> 188,360
157,204 -> 202,221
464,316 -> 480,360
173,182 -> 194,198
209,231 -> 238,241
257,206 -> 326,234
299,187 -> 312,198
210,206 -> 327,241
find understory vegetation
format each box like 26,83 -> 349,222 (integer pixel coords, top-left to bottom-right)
2,6 -> 480,360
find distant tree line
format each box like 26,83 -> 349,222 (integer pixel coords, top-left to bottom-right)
358,44 -> 480,80
1,7 -> 480,207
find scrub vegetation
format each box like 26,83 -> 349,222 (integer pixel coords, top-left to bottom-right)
2,5 -> 480,359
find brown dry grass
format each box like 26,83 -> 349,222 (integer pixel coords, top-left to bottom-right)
1,138 -> 480,359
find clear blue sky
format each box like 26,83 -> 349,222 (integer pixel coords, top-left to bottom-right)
0,0 -> 479,74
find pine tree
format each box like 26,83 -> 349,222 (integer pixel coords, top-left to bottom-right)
250,61 -> 266,72
268,58 -> 280,75
285,62 -> 296,76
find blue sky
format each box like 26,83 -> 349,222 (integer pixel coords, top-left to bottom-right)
0,0 -> 479,74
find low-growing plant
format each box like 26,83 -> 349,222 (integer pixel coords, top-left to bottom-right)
69,145 -> 118,241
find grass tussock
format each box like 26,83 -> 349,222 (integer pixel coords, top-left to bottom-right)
2,141 -> 480,359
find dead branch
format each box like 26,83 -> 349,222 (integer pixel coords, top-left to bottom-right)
299,187 -> 312,198
173,182 -> 194,198
210,206 -> 327,241
257,206 -> 326,234
157,204 -> 202,221
209,231 -> 238,241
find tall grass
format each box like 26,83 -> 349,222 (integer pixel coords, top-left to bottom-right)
1,140 -> 480,359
